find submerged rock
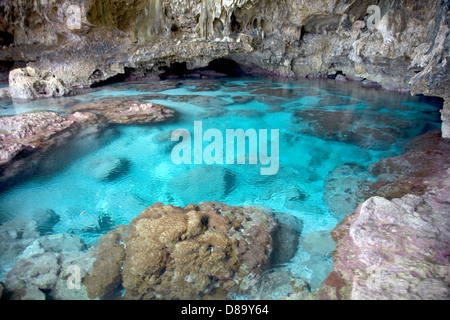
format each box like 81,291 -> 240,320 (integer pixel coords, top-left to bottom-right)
251,87 -> 299,99
244,268 -> 311,300
84,202 -> 278,300
0,111 -> 106,185
0,219 -> 40,280
167,94 -> 232,108
70,99 -> 176,124
87,156 -> 131,182
0,87 -> 10,99
169,166 -> 236,205
295,109 -> 404,150
269,211 -> 303,267
366,130 -> 450,199
323,163 -> 372,219
5,233 -> 93,300
232,95 -> 254,105
301,230 -> 336,258
33,209 -> 61,236
136,81 -> 181,92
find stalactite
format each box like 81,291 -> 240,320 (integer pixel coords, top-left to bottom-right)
135,0 -> 166,43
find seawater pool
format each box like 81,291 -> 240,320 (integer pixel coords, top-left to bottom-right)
0,77 -> 442,296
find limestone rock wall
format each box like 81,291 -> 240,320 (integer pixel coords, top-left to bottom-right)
0,0 -> 448,97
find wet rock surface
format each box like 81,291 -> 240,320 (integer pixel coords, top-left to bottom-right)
84,202 -> 278,300
4,233 -> 93,300
318,186 -> 450,300
366,130 -> 450,199
309,130 -> 450,300
0,111 -> 105,185
442,99 -> 450,138
0,99 -> 175,185
70,99 -> 176,125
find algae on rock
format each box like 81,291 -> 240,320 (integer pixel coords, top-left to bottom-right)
84,201 -> 278,300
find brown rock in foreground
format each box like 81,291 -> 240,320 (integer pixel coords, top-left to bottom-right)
84,202 -> 278,300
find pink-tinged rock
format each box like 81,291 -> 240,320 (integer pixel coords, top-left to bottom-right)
314,130 -> 450,300
70,99 -> 176,124
0,111 -> 74,164
319,178 -> 450,300
0,111 -> 106,184
367,130 -> 450,199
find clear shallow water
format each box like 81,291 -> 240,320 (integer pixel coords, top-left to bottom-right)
0,77 -> 442,294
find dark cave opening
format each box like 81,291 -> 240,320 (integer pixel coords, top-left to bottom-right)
89,57 -> 246,86
205,58 -> 244,77
0,60 -> 15,83
0,31 -> 14,47
159,62 -> 189,80
159,58 -> 245,80
89,70 -> 130,88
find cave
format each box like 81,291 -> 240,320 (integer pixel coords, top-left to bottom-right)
0,0 -> 449,304
0,31 -> 14,46
204,58 -> 245,77
90,70 -> 130,87
158,58 -> 244,79
159,62 -> 189,80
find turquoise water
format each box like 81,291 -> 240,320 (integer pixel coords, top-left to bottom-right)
0,77 -> 442,295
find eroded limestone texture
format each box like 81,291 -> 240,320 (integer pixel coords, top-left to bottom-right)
0,1 -> 447,96
441,99 -> 450,138
84,202 -> 278,300
1,0 -> 447,135
8,67 -> 71,101
318,186 -> 450,300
